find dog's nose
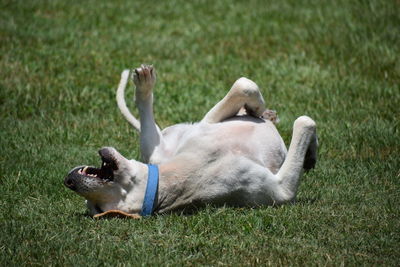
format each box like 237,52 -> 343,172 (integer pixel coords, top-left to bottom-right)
64,176 -> 77,191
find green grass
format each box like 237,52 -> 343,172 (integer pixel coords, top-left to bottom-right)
1,0 -> 399,265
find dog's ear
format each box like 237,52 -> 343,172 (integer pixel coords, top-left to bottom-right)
93,210 -> 141,220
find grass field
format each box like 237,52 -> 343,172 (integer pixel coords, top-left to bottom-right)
1,0 -> 399,265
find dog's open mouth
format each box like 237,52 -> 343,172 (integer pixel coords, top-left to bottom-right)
73,150 -> 118,182
76,163 -> 114,182
76,149 -> 118,182
65,148 -> 120,191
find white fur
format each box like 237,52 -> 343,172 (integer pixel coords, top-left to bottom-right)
76,65 -> 317,216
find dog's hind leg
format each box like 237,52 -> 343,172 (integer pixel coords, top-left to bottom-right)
132,65 -> 164,162
275,116 -> 317,202
201,77 -> 266,123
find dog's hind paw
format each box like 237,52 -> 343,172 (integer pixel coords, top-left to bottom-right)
261,109 -> 280,124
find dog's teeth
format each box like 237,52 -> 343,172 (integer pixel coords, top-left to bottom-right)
83,166 -> 88,174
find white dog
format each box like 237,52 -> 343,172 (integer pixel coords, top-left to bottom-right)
64,65 -> 318,218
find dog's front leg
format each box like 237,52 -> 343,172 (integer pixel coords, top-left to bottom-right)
202,77 -> 266,123
133,65 -> 164,162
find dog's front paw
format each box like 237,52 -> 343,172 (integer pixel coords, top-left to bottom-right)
132,64 -> 156,99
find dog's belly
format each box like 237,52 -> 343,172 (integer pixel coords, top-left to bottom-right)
161,116 -> 287,174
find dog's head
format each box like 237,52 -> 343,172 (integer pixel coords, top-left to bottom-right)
64,147 -> 145,218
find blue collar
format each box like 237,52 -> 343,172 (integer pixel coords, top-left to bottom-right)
140,164 -> 159,216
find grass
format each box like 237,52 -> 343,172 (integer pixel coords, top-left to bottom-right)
1,0 -> 399,265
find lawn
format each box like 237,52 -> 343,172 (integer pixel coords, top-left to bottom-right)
1,0 -> 399,265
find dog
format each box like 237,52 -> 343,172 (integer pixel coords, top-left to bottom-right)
64,65 -> 318,218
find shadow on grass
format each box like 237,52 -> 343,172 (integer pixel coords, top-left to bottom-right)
68,196 -> 320,221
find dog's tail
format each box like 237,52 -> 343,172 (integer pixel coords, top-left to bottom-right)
116,69 -> 141,132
